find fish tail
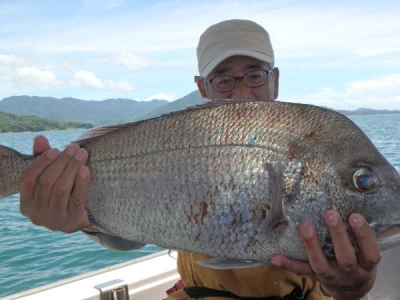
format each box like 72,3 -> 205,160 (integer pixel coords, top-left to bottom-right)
0,145 -> 33,199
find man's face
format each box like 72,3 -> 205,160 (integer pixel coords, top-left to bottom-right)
198,55 -> 279,101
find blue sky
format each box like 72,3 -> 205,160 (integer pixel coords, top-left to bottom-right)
0,0 -> 399,110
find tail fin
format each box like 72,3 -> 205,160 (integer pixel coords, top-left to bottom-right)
0,145 -> 33,199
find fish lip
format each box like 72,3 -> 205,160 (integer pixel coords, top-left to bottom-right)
371,223 -> 400,250
378,233 -> 400,251
370,223 -> 400,236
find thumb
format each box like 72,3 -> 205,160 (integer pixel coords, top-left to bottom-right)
33,135 -> 51,156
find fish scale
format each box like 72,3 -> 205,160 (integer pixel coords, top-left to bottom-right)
1,99 -> 400,268
90,146 -> 273,257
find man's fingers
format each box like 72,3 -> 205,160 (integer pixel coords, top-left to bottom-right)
34,144 -> 80,214
48,146 -> 87,214
299,222 -> 333,278
69,166 -> 91,215
349,213 -> 381,270
271,255 -> 315,278
270,221 -> 333,279
325,210 -> 358,273
20,138 -> 92,234
20,148 -> 60,217
47,148 -> 90,232
68,165 -> 92,230
55,149 -> 90,214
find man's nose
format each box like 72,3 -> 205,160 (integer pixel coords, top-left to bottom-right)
230,79 -> 252,99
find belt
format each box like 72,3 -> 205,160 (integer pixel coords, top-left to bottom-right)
184,286 -> 311,300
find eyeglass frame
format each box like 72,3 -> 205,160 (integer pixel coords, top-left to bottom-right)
194,69 -> 273,92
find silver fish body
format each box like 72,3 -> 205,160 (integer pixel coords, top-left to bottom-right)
1,99 -> 400,264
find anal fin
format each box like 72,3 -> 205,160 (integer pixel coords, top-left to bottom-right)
195,257 -> 265,270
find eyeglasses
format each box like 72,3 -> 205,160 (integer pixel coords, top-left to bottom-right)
204,69 -> 272,92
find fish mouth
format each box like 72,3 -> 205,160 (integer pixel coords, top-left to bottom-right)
370,223 -> 400,251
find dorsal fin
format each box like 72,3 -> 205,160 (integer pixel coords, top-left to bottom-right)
74,98 -> 273,145
188,98 -> 271,109
75,124 -> 132,142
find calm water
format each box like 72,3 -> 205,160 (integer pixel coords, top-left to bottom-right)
0,114 -> 399,297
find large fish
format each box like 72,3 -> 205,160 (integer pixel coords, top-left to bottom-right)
1,99 -> 400,268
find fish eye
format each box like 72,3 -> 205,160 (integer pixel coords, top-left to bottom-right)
353,168 -> 378,192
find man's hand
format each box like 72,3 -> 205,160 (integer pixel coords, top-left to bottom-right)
271,210 -> 380,299
20,135 -> 92,233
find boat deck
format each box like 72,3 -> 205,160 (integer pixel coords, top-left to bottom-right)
3,247 -> 400,299
2,250 -> 179,300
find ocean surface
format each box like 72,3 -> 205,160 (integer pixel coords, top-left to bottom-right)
0,114 -> 399,298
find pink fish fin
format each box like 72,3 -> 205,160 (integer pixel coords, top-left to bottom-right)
255,160 -> 288,242
0,145 -> 33,199
187,98 -> 267,110
74,123 -> 134,144
195,257 -> 265,270
74,99 -> 266,146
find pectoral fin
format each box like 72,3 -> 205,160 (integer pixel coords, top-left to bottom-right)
256,161 -> 288,242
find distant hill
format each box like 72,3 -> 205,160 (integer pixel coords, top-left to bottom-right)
136,90 -> 206,120
0,111 -> 93,133
140,94 -> 400,119
0,96 -> 168,126
0,92 -> 399,132
336,107 -> 400,116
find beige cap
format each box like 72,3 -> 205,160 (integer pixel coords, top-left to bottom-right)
197,19 -> 274,77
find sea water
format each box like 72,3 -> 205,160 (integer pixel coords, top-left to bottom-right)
0,114 -> 399,297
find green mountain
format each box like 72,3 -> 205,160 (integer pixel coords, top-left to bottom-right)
136,90 -> 206,120
0,96 -> 168,127
141,94 -> 400,119
337,107 -> 400,116
0,92 -> 398,133
0,111 -> 93,133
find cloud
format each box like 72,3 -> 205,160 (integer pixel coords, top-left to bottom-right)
286,73 -> 400,110
0,54 -> 27,67
0,55 -> 62,91
14,66 -> 61,90
1,1 -> 399,102
3,2 -> 399,69
343,74 -> 400,109
144,93 -> 175,101
108,52 -> 154,70
104,80 -> 135,92
56,60 -> 76,69
71,70 -> 104,89
71,70 -> 135,91
263,5 -> 400,62
345,74 -> 400,96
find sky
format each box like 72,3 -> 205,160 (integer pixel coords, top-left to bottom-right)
0,0 -> 399,110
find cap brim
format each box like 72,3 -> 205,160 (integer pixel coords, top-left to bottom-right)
201,49 -> 274,77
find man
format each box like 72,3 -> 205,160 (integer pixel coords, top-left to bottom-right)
20,19 -> 380,299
